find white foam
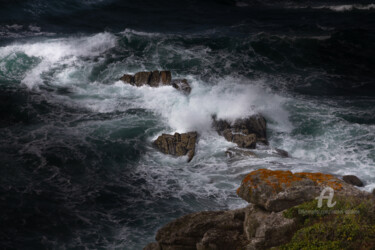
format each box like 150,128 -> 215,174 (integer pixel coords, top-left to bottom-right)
0,32 -> 117,88
317,4 -> 375,12
121,77 -> 291,134
288,3 -> 375,12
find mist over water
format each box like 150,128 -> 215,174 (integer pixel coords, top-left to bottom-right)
0,0 -> 374,249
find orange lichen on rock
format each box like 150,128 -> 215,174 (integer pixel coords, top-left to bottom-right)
238,169 -> 343,194
295,172 -> 343,190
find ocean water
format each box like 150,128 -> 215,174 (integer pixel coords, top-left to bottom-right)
0,0 -> 374,249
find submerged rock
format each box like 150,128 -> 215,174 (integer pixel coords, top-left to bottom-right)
225,148 -> 257,158
212,114 -> 268,148
153,132 -> 198,162
343,175 -> 364,187
237,169 -> 367,212
275,148 -> 289,158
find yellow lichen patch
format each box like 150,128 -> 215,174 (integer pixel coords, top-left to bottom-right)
240,169 -> 343,194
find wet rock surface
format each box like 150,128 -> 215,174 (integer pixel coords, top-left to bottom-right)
172,79 -> 192,94
153,132 -> 198,162
212,114 -> 268,148
120,70 -> 191,93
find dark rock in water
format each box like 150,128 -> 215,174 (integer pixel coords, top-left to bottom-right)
213,114 -> 267,147
343,175 -> 364,187
237,169 -> 368,212
232,115 -> 267,142
172,79 -> 191,94
153,132 -> 197,162
232,133 -> 257,149
275,148 -> 289,158
149,70 -> 161,87
120,70 -> 192,94
119,74 -> 134,84
225,148 -> 257,158
134,71 -> 152,86
160,71 -> 172,85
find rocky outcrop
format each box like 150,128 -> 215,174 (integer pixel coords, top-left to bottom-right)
153,132 -> 198,162
243,205 -> 297,249
120,70 -> 191,94
145,208 -> 248,250
212,114 -> 268,148
144,204 -> 298,250
237,169 -> 367,212
343,175 -> 364,187
145,169 -> 372,250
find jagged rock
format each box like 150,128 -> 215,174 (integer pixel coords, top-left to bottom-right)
120,74 -> 133,84
144,205 -> 297,250
222,129 -> 257,149
144,208 -> 247,250
237,169 -> 367,212
149,70 -> 161,87
233,133 -> 257,149
120,71 -> 192,94
225,148 -> 257,158
343,175 -> 364,187
153,132 -> 198,162
134,71 -> 152,86
160,71 -> 172,85
172,79 -> 191,94
275,148 -> 289,158
196,229 -> 243,250
212,114 -> 267,147
144,170 -> 373,250
244,204 -> 297,249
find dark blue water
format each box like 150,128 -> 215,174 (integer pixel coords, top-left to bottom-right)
0,0 -> 374,249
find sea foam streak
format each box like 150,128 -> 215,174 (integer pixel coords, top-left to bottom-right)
314,4 -> 375,12
286,3 -> 375,12
0,32 -> 116,88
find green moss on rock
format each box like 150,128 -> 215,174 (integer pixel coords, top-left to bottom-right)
280,197 -> 375,249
